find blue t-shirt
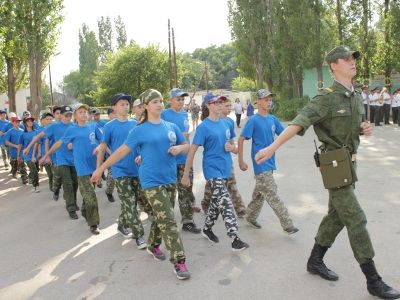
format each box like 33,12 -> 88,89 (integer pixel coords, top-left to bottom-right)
192,118 -> 234,180
161,109 -> 190,165
246,103 -> 255,117
21,130 -> 39,161
61,123 -> 100,176
4,128 -> 24,158
44,121 -> 74,166
91,119 -> 107,139
0,120 -> 11,146
102,118 -> 138,178
124,120 -> 184,189
240,113 -> 284,175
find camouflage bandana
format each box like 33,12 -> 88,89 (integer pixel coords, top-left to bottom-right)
139,89 -> 163,104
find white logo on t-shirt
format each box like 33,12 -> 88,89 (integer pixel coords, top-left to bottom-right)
271,124 -> 276,136
89,132 -> 96,145
168,131 -> 177,146
225,129 -> 231,141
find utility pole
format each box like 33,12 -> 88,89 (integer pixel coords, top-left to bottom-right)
205,61 -> 209,91
48,63 -> 54,108
172,27 -> 178,87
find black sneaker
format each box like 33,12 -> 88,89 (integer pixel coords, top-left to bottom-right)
53,190 -> 60,201
90,225 -> 100,235
117,225 -> 131,238
202,228 -> 219,243
231,236 -> 249,252
69,211 -> 78,220
105,192 -> 115,202
284,226 -> 299,234
182,222 -> 201,234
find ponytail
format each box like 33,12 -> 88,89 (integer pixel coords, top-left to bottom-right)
138,109 -> 148,125
201,104 -> 209,121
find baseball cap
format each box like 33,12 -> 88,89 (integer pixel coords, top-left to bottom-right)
107,108 -> 114,115
40,112 -> 54,120
10,116 -> 21,122
203,92 -> 227,104
90,107 -> 100,114
60,105 -> 73,114
139,89 -> 163,104
0,109 -> 6,114
75,103 -> 89,111
23,116 -> 35,123
112,93 -> 132,105
257,89 -> 275,99
169,88 -> 189,99
22,111 -> 31,117
132,99 -> 141,107
325,45 -> 360,64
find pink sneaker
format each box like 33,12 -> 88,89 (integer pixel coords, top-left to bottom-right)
147,245 -> 166,261
174,260 -> 191,280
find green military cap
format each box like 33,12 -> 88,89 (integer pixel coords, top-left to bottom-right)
139,89 -> 163,104
325,45 -> 360,64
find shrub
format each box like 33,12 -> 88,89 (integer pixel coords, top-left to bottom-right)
272,96 -> 310,121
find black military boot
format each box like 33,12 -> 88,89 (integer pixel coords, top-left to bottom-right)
307,243 -> 339,281
360,259 -> 400,299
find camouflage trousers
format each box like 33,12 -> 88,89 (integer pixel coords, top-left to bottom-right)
132,177 -> 153,214
10,158 -> 28,183
1,145 -> 9,166
43,163 -> 54,192
78,176 -> 100,226
26,160 -> 39,187
202,166 -> 246,216
52,164 -> 62,192
53,165 -> 79,213
105,168 -> 115,195
114,177 -> 145,239
144,184 -> 185,264
246,171 -> 294,230
315,185 -> 374,264
205,178 -> 238,237
177,164 -> 195,223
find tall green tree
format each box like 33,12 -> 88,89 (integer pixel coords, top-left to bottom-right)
98,16 -> 113,63
114,15 -> 127,50
0,0 -> 29,112
15,0 -> 63,118
79,24 -> 99,74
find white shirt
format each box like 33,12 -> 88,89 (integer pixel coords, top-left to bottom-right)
234,102 -> 243,114
361,92 -> 369,105
383,92 -> 392,105
369,93 -> 379,106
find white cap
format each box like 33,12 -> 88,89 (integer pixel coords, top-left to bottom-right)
133,99 -> 141,107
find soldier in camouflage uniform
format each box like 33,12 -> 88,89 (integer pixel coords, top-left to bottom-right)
238,89 -> 298,234
92,89 -> 191,280
255,46 -> 399,299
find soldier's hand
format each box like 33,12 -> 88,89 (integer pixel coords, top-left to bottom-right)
360,122 -> 372,136
239,160 -> 248,171
181,175 -> 190,187
255,146 -> 274,164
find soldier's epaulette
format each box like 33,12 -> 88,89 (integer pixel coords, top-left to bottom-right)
316,87 -> 334,97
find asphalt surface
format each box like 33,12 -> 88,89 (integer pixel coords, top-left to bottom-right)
0,117 -> 400,300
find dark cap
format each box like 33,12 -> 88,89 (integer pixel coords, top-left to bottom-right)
40,112 -> 54,120
107,108 -> 114,115
169,88 -> 189,99
22,110 -> 31,118
0,109 -> 6,114
256,89 -> 275,99
90,108 -> 100,115
203,92 -> 227,104
23,116 -> 35,123
112,93 -> 132,105
60,105 -> 73,114
326,45 -> 360,64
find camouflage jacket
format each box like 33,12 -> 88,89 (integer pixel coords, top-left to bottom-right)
291,81 -> 365,154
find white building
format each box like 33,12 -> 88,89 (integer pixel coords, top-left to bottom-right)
0,88 -> 29,115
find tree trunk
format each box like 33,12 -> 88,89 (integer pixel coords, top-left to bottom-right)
383,0 -> 391,83
314,0 -> 323,89
6,58 -> 17,113
361,0 -> 370,82
28,53 -> 43,119
336,0 -> 343,44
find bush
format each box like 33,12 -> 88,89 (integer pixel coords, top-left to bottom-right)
272,96 -> 310,121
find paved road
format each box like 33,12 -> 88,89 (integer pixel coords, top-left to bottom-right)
0,119 -> 399,300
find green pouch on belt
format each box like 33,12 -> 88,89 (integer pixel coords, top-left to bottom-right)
319,147 -> 357,189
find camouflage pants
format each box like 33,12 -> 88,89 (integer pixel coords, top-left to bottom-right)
10,158 -> 28,183
177,164 -> 195,223
246,171 -> 294,230
205,178 -> 238,237
26,160 -> 39,187
105,168 -> 115,195
202,166 -> 246,216
1,145 -> 9,166
78,176 -> 100,226
315,185 -> 374,264
144,184 -> 185,264
132,177 -> 152,215
53,165 -> 79,213
43,163 -> 54,192
114,177 -> 145,239
52,164 -> 63,192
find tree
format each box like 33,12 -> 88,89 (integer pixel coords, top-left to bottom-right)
15,0 -> 63,118
79,24 -> 99,74
93,43 -> 170,105
98,16 -> 113,63
0,0 -> 29,112
114,15 -> 127,50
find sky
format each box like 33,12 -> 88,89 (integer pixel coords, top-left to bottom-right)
50,0 -> 233,88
